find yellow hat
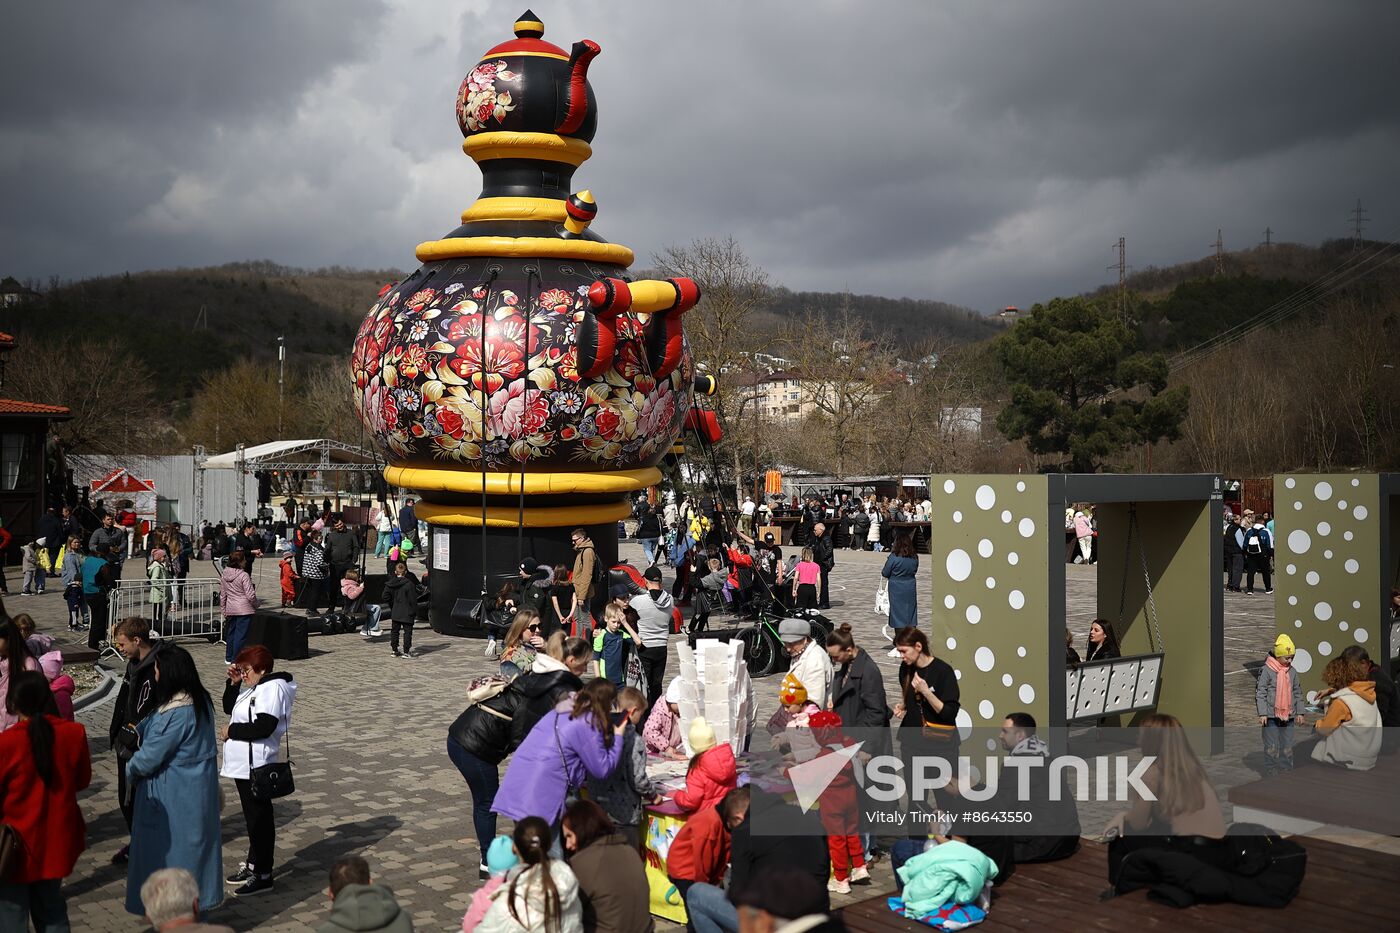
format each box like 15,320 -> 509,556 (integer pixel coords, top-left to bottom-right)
688,716 -> 717,753
1274,634 -> 1295,659
779,673 -> 807,706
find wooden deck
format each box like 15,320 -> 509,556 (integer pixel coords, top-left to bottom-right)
838,837 -> 1397,932
1227,750 -> 1400,836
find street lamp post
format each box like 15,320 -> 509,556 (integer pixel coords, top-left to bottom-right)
277,336 -> 285,437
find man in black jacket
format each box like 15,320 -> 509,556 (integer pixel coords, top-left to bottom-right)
323,513 -> 360,611
810,523 -> 834,609
729,787 -> 830,914
1222,515 -> 1247,592
109,617 -> 166,862
232,521 -> 263,579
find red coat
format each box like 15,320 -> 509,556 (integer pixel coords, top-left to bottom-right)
666,805 -> 729,884
672,743 -> 737,814
812,743 -> 859,835
0,716 -> 91,882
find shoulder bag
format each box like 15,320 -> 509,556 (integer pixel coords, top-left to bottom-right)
248,692 -> 296,800
0,823 -> 25,882
903,666 -> 957,746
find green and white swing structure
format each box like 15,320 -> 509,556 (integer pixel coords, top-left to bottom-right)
924,474 -> 1226,750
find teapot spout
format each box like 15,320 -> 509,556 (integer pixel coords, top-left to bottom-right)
555,39 -> 600,135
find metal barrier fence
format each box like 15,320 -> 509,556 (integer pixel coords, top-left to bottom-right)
107,578 -> 225,647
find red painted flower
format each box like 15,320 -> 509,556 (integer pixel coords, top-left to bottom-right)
488,382 -> 551,438
594,406 -> 622,441
454,335 -> 525,394
406,288 -> 438,312
399,344 -> 428,379
538,288 -> 573,314
436,405 -> 465,439
382,392 -> 399,431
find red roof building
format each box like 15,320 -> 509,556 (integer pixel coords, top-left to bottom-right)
0,331 -> 72,549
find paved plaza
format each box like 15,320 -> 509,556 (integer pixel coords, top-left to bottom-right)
7,541 -> 1326,930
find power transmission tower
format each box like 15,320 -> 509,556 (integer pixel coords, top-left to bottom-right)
1211,229 -> 1225,277
1105,237 -> 1127,322
1349,198 -> 1368,249
1259,227 -> 1272,249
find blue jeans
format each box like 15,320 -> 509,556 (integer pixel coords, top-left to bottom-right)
1262,717 -> 1295,770
225,614 -> 252,663
891,838 -> 928,892
447,738 -> 500,858
685,882 -> 738,933
0,879 -> 70,932
361,604 -> 382,635
640,538 -> 659,565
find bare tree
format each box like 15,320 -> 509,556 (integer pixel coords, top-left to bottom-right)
653,237 -> 771,502
6,337 -> 168,454
181,360 -> 293,450
780,300 -> 898,476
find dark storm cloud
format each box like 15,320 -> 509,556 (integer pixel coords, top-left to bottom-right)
4,0 -> 1399,311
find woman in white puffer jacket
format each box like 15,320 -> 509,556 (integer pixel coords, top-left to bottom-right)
479,817 -> 583,933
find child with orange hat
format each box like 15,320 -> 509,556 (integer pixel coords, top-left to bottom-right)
766,672 -> 821,753
805,710 -> 869,893
1256,633 -> 1306,774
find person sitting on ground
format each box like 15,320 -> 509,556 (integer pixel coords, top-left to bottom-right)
480,818 -> 583,933
463,836 -> 520,933
1310,654 -> 1381,771
140,867 -> 233,933
671,717 -> 738,814
642,678 -> 686,759
1321,646 -> 1398,751
561,800 -> 654,933
996,712 -> 1080,863
1097,711 -> 1220,857
315,854 -> 414,933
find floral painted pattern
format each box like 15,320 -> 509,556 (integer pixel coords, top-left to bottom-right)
456,59 -> 519,134
351,270 -> 694,471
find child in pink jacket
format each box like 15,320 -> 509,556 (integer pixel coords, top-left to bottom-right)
462,835 -> 520,932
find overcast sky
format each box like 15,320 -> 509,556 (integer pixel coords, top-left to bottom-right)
4,1 -> 1398,312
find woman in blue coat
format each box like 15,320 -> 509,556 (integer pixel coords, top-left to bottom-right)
125,645 -> 223,916
882,533 -> 920,635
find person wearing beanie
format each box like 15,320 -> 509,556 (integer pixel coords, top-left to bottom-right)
642,678 -> 686,759
766,674 -> 820,752
462,837 -> 521,933
147,547 -> 171,630
802,712 -> 868,893
1255,634 -> 1306,775
671,718 -> 738,814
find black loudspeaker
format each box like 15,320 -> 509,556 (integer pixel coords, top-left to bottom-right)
246,611 -> 310,661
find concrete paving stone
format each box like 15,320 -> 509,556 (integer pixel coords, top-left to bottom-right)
10,543 -> 1295,930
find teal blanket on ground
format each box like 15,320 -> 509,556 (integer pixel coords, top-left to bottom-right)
896,840 -> 997,918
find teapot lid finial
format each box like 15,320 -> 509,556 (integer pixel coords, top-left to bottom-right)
514,10 -> 545,38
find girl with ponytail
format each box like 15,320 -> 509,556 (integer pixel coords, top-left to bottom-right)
479,816 -> 583,933
0,670 -> 90,928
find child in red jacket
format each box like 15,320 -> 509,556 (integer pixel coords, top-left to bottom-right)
279,553 -> 299,607
806,710 -> 868,893
671,717 -> 738,814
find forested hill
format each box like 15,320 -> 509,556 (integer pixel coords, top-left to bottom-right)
4,262 -> 400,398
3,262 -> 997,387
1080,238 -> 1400,354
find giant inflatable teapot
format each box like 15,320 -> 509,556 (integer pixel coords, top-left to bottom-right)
351,10 -> 701,631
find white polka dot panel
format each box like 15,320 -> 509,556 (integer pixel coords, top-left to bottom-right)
1274,473 -> 1380,691
978,699 -> 996,720
977,539 -> 994,558
975,485 -> 996,510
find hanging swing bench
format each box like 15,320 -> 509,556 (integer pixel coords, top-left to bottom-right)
1066,505 -> 1167,723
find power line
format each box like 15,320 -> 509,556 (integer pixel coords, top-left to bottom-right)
1349,198 -> 1369,249
1170,232 -> 1400,372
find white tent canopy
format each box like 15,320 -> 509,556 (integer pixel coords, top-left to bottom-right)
202,439 -> 378,471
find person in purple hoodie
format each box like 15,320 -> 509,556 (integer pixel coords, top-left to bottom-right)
493,679 -> 627,855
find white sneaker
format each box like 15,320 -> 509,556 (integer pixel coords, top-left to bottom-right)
849,865 -> 870,884
887,647 -> 901,658
827,878 -> 851,894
